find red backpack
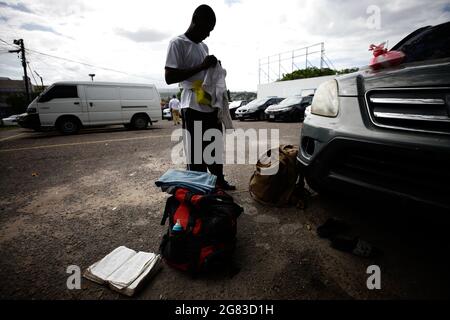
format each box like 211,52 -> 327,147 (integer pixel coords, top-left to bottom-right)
159,188 -> 243,274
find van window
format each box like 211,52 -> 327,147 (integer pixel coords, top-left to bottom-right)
39,85 -> 78,102
120,87 -> 155,100
86,86 -> 119,100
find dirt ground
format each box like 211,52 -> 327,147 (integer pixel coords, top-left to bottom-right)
1,120 -> 449,300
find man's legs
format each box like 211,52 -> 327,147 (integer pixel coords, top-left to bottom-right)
201,111 -> 235,189
181,108 -> 235,190
201,111 -> 224,180
172,109 -> 178,125
181,108 -> 207,172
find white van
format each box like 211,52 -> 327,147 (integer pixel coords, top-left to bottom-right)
19,81 -> 161,134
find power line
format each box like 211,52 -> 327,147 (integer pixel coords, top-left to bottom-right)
2,36 -> 166,83
0,37 -> 19,48
25,51 -> 53,69
25,48 -> 165,83
0,44 -> 16,51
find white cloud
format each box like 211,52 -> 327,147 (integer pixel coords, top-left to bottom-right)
0,0 -> 449,91
116,28 -> 170,43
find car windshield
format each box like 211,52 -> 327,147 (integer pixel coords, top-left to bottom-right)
278,96 -> 303,106
392,21 -> 450,63
246,98 -> 270,108
229,101 -> 242,108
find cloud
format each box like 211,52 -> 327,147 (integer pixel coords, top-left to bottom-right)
0,1 -> 32,13
20,23 -> 63,36
224,0 -> 241,6
1,0 -> 449,91
115,28 -> 170,43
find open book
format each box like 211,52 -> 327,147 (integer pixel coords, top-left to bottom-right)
84,246 -> 162,296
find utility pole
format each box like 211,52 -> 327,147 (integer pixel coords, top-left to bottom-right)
9,39 -> 31,103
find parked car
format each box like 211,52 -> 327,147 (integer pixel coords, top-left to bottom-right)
163,107 -> 173,120
265,94 -> 314,122
1,114 -> 22,126
304,105 -> 311,119
229,100 -> 248,119
235,97 -> 284,121
298,21 -> 450,209
18,81 -> 161,134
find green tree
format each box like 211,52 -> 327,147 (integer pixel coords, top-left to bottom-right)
280,67 -> 359,81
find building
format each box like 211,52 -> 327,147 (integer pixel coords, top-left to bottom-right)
257,75 -> 335,98
0,77 -> 34,117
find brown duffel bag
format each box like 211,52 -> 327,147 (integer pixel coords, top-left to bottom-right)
249,144 -> 305,207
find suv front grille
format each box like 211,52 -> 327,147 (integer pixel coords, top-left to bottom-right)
365,88 -> 450,134
327,142 -> 450,208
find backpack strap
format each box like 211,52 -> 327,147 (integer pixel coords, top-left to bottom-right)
184,190 -> 194,203
160,196 -> 174,226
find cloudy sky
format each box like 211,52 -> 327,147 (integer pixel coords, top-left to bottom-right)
0,0 -> 449,91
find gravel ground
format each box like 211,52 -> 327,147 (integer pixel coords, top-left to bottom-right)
1,120 -> 449,300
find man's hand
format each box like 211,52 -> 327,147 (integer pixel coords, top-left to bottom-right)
201,55 -> 218,70
165,55 -> 218,84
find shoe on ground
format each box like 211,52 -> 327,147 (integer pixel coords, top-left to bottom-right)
217,179 -> 236,191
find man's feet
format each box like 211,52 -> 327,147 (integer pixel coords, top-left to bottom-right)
217,179 -> 236,191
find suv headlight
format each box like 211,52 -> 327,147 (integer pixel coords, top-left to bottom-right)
311,80 -> 339,117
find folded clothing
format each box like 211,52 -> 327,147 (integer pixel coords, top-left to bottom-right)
155,169 -> 217,194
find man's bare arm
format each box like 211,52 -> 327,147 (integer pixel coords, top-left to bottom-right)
165,55 -> 217,84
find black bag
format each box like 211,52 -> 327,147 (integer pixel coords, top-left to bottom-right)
159,188 -> 243,274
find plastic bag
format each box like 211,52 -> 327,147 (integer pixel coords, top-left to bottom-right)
192,80 -> 212,106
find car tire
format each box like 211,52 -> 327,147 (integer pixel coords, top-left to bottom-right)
131,115 -> 148,130
57,117 -> 79,135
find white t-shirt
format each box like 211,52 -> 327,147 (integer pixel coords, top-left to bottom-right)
169,98 -> 180,111
165,34 -> 214,113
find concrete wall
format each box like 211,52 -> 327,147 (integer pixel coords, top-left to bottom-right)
257,75 -> 335,98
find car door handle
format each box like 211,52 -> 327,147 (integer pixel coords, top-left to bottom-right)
74,102 -> 79,105
89,102 -> 93,107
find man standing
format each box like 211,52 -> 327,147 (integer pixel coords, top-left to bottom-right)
169,95 -> 181,125
165,4 -> 235,190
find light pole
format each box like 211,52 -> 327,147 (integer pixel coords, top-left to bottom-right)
34,71 -> 44,91
89,74 -> 95,82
